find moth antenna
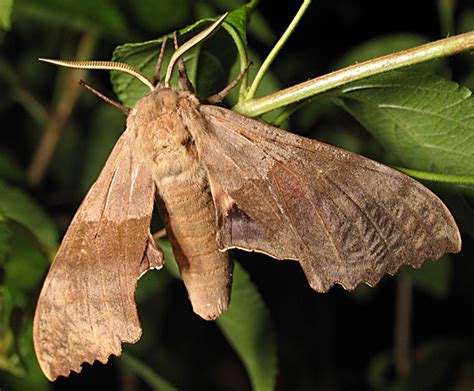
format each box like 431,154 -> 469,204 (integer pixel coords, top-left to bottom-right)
153,36 -> 168,86
164,12 -> 228,87
206,60 -> 252,104
173,31 -> 194,92
79,80 -> 131,116
39,58 -> 154,91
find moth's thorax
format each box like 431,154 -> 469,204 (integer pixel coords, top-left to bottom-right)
127,86 -> 201,180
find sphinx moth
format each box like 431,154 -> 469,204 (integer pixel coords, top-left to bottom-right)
33,14 -> 461,381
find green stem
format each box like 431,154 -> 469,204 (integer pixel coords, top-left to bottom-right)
223,23 -> 249,102
120,352 -> 177,391
396,167 -> 474,184
272,101 -> 307,126
246,0 -> 312,100
233,31 -> 474,117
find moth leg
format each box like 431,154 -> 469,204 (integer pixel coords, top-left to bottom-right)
153,36 -> 168,86
206,61 -> 252,104
173,31 -> 194,93
139,232 -> 165,277
79,80 -> 130,115
152,227 -> 167,240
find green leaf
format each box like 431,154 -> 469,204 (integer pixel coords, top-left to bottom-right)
128,0 -> 190,32
217,262 -> 277,391
4,234 -> 50,306
0,235 -> 50,386
135,258 -> 173,304
0,152 -> 25,183
195,29 -> 239,98
367,338 -> 471,391
0,0 -> 14,30
403,338 -> 471,390
0,180 -> 58,251
222,0 -> 257,46
400,256 -> 452,298
158,239 -> 179,278
111,18 -> 220,107
0,259 -> 13,347
349,283 -> 377,303
0,220 -> 13,266
336,70 -> 474,177
367,350 -> 393,391
111,1 -> 256,107
14,0 -> 127,37
0,323 -> 50,391
158,239 -> 277,391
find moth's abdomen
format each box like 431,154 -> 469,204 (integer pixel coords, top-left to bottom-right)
156,162 -> 233,320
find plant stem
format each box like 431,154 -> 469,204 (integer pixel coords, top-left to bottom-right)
222,23 -> 250,102
394,275 -> 412,377
272,101 -> 307,126
120,352 -> 177,391
395,167 -> 474,184
233,31 -> 474,117
246,0 -> 312,100
27,33 -> 96,185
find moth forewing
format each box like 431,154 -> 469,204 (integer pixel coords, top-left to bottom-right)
33,129 -> 159,381
189,104 -> 461,291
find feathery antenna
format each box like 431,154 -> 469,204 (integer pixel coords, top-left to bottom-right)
164,13 -> 228,87
39,59 -> 154,91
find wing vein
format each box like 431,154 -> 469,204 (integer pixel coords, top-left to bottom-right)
325,175 -> 390,248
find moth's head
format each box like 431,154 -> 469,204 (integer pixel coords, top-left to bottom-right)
129,86 -> 180,122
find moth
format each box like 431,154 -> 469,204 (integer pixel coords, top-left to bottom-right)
34,14 -> 461,381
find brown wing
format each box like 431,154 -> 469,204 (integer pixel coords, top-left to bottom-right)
193,105 -> 461,292
33,128 -> 161,381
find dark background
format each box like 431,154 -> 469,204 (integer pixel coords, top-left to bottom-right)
0,0 -> 473,390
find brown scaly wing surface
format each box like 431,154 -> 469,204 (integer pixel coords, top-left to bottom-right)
195,105 -> 461,292
33,129 -> 162,380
